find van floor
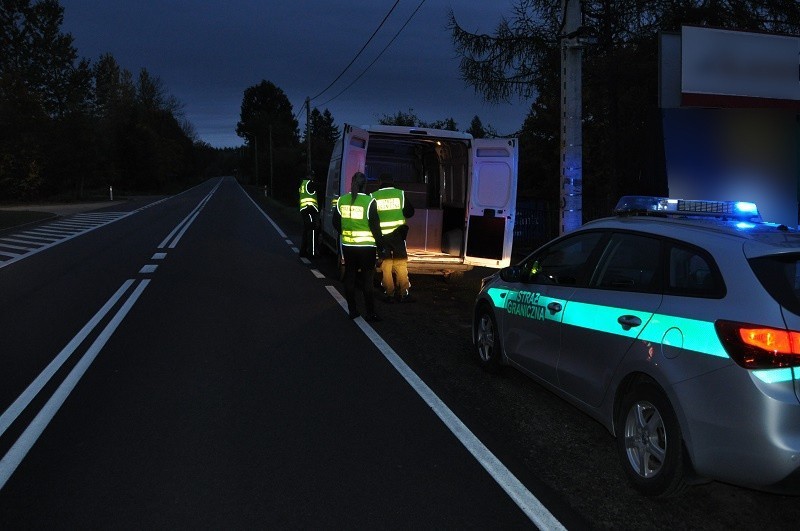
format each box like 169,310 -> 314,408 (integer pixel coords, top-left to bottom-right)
407,249 -> 462,262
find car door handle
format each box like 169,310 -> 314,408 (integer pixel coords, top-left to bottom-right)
617,315 -> 642,331
547,302 -> 562,314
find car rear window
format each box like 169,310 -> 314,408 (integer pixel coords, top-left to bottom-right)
749,253 -> 800,316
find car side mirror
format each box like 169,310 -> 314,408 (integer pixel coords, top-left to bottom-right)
499,266 -> 522,283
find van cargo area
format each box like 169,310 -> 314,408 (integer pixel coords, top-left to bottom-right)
322,124 -> 518,276
361,134 -> 472,273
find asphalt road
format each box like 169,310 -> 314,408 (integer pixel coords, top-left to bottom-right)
0,178 -> 550,529
2,177 -> 799,529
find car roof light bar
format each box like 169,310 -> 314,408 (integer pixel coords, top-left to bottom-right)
613,196 -> 762,221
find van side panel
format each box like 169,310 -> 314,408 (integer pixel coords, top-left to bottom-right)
321,139 -> 343,251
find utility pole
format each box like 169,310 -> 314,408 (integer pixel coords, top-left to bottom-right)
305,97 -> 312,175
254,135 -> 259,186
269,125 -> 274,197
559,0 -> 584,235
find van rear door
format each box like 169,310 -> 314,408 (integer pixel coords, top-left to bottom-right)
340,124 -> 369,194
464,138 -> 518,268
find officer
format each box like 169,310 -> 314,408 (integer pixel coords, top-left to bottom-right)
298,173 -> 319,258
372,174 -> 415,302
333,172 -> 383,322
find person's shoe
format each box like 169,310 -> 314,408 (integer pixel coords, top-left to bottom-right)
400,294 -> 416,303
381,294 -> 395,303
365,313 -> 382,322
349,310 -> 360,319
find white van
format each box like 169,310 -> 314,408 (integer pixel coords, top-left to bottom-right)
321,124 -> 518,278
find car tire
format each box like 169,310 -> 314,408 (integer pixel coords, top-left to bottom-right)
474,305 -> 503,372
615,380 -> 687,497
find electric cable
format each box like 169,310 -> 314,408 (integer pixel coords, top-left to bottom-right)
309,0 -> 400,103
316,0 -> 426,108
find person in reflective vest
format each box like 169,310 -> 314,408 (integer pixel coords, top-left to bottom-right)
298,175 -> 319,258
333,172 -> 383,322
372,174 -> 415,302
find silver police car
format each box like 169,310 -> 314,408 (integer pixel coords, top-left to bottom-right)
473,196 -> 800,496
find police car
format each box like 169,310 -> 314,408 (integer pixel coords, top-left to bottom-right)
473,196 -> 800,496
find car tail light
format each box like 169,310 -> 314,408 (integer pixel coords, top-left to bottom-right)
715,320 -> 800,369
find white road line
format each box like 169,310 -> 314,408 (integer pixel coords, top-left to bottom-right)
0,280 -> 135,438
139,264 -> 158,274
311,269 -> 325,279
158,181 -> 220,249
238,184 -> 288,239
152,253 -> 167,260
0,280 -> 149,490
0,242 -> 31,251
0,238 -> 43,246
167,212 -> 200,249
323,285 -> 566,530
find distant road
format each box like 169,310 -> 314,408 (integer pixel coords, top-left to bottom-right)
0,177 -> 555,528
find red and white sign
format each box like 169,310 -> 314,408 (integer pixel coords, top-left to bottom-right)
681,26 -> 800,109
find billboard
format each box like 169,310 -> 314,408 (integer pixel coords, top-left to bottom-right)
680,26 -> 800,109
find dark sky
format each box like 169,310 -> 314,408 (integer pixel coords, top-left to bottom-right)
58,1 -> 532,148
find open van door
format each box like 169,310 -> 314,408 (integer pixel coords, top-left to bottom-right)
322,124 -> 369,253
340,124 -> 369,194
464,138 -> 518,268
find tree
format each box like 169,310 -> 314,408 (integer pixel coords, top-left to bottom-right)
449,1 -> 800,209
305,107 -> 340,190
0,0 -> 92,198
379,108 -> 459,131
467,115 -> 486,138
236,80 -> 300,200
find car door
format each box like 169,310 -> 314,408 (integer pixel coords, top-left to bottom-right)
502,231 -> 607,385
557,232 -> 664,407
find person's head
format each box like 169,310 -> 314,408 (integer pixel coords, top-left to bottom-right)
378,173 -> 393,188
352,171 -> 366,191
305,173 -> 316,193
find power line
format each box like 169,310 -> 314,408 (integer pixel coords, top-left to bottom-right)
317,0 -> 426,108
309,0 -> 401,102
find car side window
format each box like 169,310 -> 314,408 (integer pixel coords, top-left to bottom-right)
592,233 -> 662,292
520,232 -> 604,286
667,244 -> 723,297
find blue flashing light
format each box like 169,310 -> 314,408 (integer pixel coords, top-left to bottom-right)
735,202 -> 758,215
614,196 -> 762,221
735,221 -> 757,230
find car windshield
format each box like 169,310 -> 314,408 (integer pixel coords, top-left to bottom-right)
749,253 -> 800,316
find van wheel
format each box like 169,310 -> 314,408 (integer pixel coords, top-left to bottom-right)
615,380 -> 687,497
474,305 -> 502,372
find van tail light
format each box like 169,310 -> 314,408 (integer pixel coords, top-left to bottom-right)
715,320 -> 800,369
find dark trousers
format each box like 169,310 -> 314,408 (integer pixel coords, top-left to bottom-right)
342,245 -> 377,316
300,207 -> 318,257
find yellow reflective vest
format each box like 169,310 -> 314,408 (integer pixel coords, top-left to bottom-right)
299,180 -> 318,211
371,187 -> 406,235
337,193 -> 376,246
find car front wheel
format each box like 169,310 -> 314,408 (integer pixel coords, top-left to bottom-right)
615,380 -> 687,497
474,305 -> 502,371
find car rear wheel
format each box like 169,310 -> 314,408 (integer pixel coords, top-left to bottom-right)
474,306 -> 502,371
616,381 -> 687,497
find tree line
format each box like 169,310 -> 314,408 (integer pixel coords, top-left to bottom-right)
0,0 -> 216,201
